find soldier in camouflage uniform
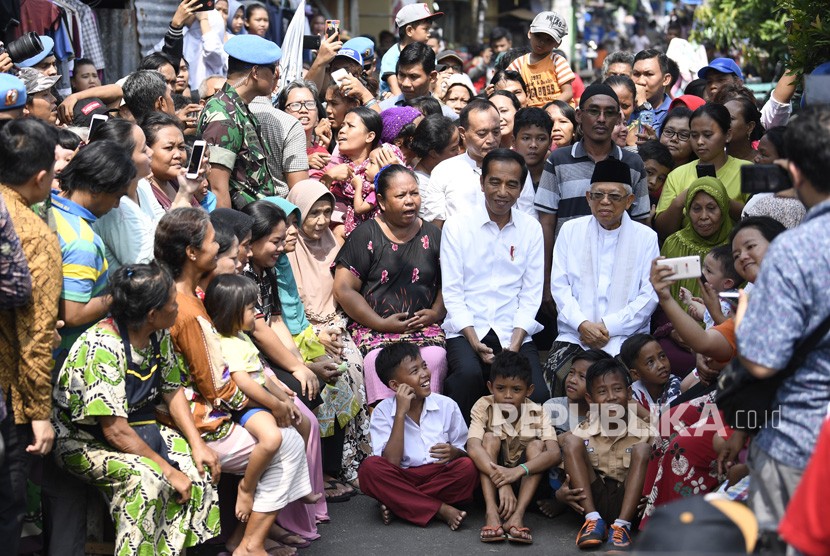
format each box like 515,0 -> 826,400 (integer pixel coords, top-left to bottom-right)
198,34 -> 283,209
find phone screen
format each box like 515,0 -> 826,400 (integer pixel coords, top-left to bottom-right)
187,143 -> 205,177
88,115 -> 108,137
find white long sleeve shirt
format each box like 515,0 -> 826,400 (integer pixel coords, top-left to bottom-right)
422,152 -> 484,223
441,203 -> 544,346
551,215 -> 659,355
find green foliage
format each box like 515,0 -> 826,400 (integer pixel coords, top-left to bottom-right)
691,0 -> 830,79
691,0 -> 787,80
785,0 -> 830,77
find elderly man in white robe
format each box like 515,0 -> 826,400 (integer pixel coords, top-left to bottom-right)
544,157 -> 659,395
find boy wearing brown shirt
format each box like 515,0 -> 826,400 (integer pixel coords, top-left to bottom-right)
561,358 -> 653,551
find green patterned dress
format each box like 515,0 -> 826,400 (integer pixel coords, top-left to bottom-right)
51,319 -> 220,556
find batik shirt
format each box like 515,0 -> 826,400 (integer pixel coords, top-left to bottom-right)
198,82 -> 278,207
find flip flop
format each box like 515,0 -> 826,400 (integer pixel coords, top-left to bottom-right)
332,479 -> 358,497
507,525 -> 533,544
480,525 -> 506,543
273,532 -> 312,549
323,480 -> 351,502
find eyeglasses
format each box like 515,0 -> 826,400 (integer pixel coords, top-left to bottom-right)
582,107 -> 619,120
588,191 -> 627,203
286,100 -> 318,112
662,128 -> 691,141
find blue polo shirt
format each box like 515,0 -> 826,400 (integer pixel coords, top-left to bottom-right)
50,191 -> 109,351
630,93 -> 672,135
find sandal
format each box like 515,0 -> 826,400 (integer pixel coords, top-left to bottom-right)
273,532 -> 311,549
324,480 -> 351,502
506,525 -> 533,544
480,525 -> 506,543
332,479 -> 358,497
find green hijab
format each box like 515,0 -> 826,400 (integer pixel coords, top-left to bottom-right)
661,177 -> 733,300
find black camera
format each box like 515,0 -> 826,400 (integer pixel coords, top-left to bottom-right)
0,32 -> 44,64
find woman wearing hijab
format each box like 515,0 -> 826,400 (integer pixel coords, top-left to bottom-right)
266,194 -> 371,493
660,176 -> 734,301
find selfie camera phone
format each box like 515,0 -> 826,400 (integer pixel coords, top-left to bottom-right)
696,164 -> 717,179
186,140 -> 207,180
741,164 -> 792,194
658,256 -> 702,281
331,68 -> 349,87
195,0 -> 215,12
326,20 -> 340,37
87,114 -> 108,138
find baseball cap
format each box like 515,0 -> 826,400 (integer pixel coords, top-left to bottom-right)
444,73 -> 475,97
395,3 -> 444,29
343,37 -> 375,64
634,496 -> 757,555
334,47 -> 364,67
669,94 -> 706,112
530,11 -> 569,43
0,73 -> 27,111
698,58 -> 744,81
18,67 -> 60,95
18,35 -> 54,68
72,98 -> 109,128
436,50 -> 463,71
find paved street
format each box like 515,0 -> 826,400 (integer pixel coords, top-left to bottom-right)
306,492 -> 587,555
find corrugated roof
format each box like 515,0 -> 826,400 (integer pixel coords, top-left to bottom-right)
135,0 -> 179,55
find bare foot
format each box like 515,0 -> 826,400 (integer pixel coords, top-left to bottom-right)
379,504 -> 394,525
436,503 -> 466,531
235,479 -> 255,523
299,492 -> 322,505
229,536 -> 296,555
537,498 -> 566,518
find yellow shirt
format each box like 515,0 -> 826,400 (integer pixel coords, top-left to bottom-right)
656,156 -> 751,227
508,53 -> 576,108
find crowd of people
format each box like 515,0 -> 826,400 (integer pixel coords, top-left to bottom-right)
1,1 -> 830,555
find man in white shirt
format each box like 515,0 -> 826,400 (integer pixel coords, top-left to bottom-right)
440,149 -> 548,421
545,157 -> 658,393
423,98 -> 501,227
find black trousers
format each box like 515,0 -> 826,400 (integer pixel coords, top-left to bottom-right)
0,405 -> 32,556
444,330 -> 550,424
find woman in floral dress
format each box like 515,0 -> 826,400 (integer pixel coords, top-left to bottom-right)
333,165 -> 447,405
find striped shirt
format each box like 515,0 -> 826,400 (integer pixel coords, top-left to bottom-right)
50,192 -> 109,351
508,53 -> 576,108
533,141 -> 651,239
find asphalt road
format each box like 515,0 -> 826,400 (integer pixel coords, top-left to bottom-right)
305,492 -> 588,556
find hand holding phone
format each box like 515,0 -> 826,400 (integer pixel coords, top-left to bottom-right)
657,255 -> 702,281
186,140 -> 207,180
325,19 -> 340,37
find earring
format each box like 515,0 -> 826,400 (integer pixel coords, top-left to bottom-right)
190,256 -> 196,261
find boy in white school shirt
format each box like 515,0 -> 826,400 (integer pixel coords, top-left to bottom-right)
440,148 -> 549,422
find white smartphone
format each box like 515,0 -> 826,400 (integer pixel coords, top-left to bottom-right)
718,291 -> 740,301
186,140 -> 206,180
658,255 -> 702,281
331,68 -> 349,87
87,114 -> 108,138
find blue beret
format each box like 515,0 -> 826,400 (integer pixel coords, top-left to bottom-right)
0,73 -> 27,111
335,47 -> 363,67
224,35 -> 281,65
343,37 -> 374,62
18,35 -> 55,68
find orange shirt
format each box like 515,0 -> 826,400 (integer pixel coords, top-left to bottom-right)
508,53 -> 576,108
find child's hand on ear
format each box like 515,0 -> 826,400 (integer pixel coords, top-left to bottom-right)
394,383 -> 415,414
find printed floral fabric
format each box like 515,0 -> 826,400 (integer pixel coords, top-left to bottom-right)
335,219 -> 445,353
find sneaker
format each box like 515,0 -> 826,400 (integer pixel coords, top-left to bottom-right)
576,517 -> 608,549
608,523 -> 632,549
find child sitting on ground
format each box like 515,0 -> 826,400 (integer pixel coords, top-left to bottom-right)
204,274 -> 319,523
620,334 -> 682,416
357,342 -> 478,530
538,349 -> 613,518
507,11 -> 575,107
679,244 -> 741,329
561,359 -> 653,550
466,351 -> 559,545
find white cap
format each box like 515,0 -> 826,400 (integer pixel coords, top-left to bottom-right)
445,73 -> 475,96
395,3 -> 444,29
530,11 -> 568,43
